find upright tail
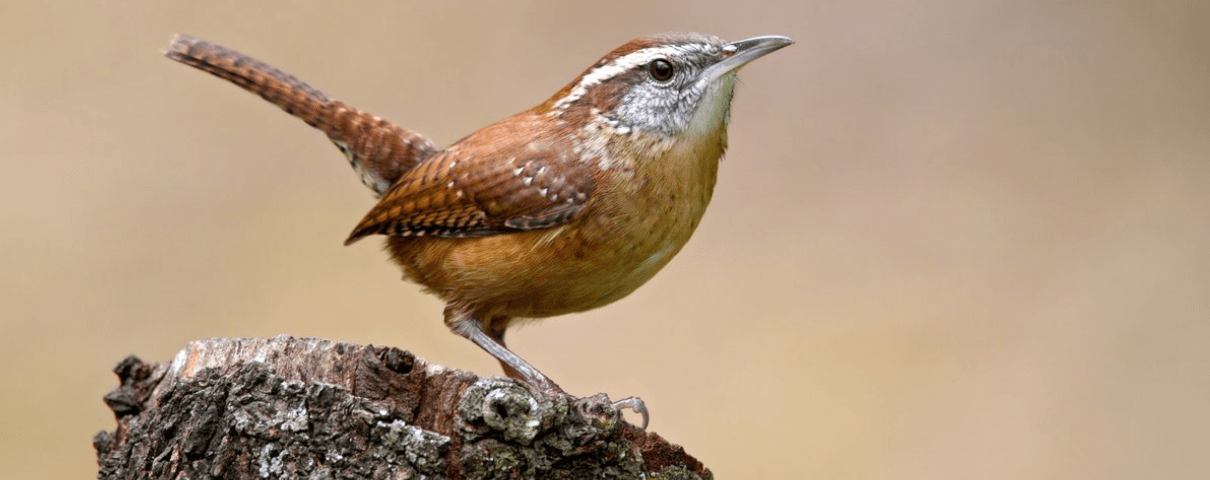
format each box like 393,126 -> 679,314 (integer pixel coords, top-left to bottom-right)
164,34 -> 438,196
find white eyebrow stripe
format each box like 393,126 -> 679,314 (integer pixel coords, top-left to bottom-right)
549,44 -> 701,112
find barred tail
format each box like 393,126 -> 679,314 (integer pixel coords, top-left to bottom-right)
164,34 -> 438,195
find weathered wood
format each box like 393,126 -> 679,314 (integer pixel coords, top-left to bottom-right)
94,335 -> 710,479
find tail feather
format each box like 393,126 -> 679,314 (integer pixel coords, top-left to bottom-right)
164,34 -> 438,195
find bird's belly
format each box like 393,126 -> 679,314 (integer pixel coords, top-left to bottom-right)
391,135 -> 722,319
389,193 -> 706,319
546,221 -> 690,314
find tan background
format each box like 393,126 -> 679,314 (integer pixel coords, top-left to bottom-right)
2,1 -> 1208,478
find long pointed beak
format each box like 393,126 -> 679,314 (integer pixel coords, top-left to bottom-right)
704,35 -> 794,82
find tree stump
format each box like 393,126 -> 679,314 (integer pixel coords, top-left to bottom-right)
93,335 -> 710,479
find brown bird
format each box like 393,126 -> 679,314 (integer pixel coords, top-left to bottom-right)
165,32 -> 792,427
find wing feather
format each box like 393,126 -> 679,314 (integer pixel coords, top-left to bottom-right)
344,123 -> 595,245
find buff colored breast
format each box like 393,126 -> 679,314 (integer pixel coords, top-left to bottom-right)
388,121 -> 725,320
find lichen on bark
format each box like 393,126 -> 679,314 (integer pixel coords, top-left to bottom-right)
94,336 -> 711,479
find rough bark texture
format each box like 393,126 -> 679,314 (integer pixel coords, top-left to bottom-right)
94,335 -> 710,480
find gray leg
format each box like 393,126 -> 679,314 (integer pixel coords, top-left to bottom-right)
483,317 -> 525,383
445,306 -> 649,429
446,309 -> 563,394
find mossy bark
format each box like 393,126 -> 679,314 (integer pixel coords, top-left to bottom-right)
94,335 -> 710,479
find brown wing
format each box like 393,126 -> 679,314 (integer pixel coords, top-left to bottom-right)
343,124 -> 594,245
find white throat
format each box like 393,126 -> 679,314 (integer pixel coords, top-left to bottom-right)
685,74 -> 736,138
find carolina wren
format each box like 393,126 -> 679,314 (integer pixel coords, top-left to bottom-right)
166,32 -> 792,427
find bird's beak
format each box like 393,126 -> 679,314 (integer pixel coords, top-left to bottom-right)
703,35 -> 794,83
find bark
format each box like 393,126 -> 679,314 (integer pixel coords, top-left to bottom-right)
93,335 -> 710,480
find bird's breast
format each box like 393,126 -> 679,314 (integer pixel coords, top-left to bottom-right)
390,126 -> 726,319
553,127 -> 726,307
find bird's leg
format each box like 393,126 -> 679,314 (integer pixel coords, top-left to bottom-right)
483,317 -> 527,383
446,308 -> 563,394
446,307 -> 649,429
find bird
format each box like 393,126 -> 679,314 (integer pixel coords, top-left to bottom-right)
165,32 -> 792,428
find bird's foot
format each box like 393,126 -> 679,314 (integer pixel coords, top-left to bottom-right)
611,396 -> 649,430
564,392 -> 650,430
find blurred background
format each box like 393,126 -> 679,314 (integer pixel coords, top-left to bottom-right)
2,1 -> 1207,478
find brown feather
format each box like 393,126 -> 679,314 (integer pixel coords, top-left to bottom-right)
344,113 -> 595,244
164,34 -> 437,195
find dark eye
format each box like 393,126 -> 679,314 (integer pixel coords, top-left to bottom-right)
648,59 -> 674,82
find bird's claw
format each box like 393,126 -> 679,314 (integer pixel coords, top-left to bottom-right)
611,396 -> 649,430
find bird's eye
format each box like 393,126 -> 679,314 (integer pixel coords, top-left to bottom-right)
648,59 -> 674,82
